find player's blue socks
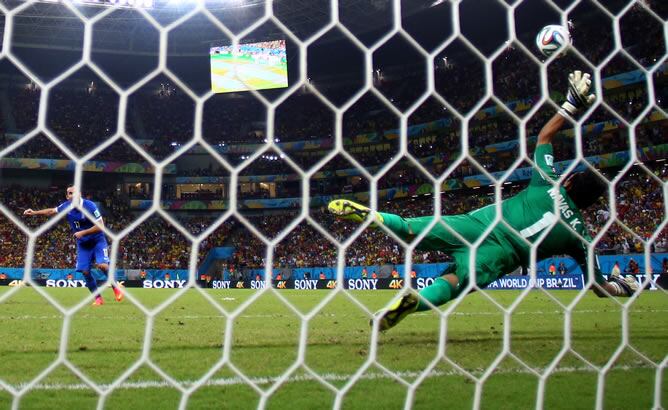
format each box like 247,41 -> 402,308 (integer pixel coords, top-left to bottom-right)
416,277 -> 454,311
81,271 -> 99,294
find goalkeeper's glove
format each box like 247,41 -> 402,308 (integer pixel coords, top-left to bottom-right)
608,275 -> 639,297
560,70 -> 596,117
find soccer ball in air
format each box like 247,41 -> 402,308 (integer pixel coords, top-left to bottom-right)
536,25 -> 571,57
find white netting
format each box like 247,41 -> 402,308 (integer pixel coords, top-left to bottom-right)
0,0 -> 665,408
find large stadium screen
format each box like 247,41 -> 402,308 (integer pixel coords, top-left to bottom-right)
210,40 -> 288,94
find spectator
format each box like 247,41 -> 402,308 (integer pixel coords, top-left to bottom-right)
625,259 -> 640,274
558,262 -> 567,275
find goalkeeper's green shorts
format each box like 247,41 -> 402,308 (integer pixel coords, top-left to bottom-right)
449,241 -> 515,290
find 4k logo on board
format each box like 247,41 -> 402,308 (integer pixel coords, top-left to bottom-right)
276,281 -> 287,289
8,280 -> 25,287
326,280 -> 337,289
236,281 -> 245,289
389,279 -> 404,289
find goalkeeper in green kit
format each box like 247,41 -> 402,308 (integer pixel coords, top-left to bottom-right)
328,71 -> 639,331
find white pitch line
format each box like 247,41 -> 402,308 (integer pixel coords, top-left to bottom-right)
1,309 -> 667,321
7,363 -> 657,392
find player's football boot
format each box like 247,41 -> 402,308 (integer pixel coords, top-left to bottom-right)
327,199 -> 384,225
371,293 -> 418,331
92,296 -> 104,306
113,287 -> 124,302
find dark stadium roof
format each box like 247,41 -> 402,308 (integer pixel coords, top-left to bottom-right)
2,0 -> 447,52
1,0 -> 665,57
1,0 -> 662,91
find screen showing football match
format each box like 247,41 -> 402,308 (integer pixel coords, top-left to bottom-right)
210,40 -> 288,94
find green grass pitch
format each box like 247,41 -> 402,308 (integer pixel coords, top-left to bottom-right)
0,287 -> 665,409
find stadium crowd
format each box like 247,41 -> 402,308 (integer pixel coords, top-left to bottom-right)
0,187 -> 237,270
0,163 -> 664,271
0,9 -> 663,163
0,3 -> 665,272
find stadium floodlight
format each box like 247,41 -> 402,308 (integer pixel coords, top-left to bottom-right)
24,0 -> 154,8
163,0 -> 198,8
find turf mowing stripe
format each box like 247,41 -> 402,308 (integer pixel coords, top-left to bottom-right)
10,364 -> 657,391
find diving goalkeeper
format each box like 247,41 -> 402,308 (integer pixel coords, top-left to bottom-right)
328,71 -> 639,331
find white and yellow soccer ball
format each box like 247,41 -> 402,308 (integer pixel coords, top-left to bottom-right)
536,24 -> 571,57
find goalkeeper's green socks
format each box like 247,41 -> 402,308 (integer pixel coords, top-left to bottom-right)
378,212 -> 411,235
378,213 -> 457,311
415,277 -> 454,312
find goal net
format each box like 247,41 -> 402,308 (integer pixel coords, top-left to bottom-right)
0,0 -> 665,408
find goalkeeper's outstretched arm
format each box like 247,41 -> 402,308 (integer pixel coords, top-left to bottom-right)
575,252 -> 639,298
592,276 -> 639,297
537,70 -> 595,146
537,112 -> 567,146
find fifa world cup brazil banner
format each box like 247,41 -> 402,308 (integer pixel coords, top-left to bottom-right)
0,274 -> 664,290
201,274 -> 662,291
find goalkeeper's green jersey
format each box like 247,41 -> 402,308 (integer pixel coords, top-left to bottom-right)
469,143 -> 594,268
381,143 -> 604,287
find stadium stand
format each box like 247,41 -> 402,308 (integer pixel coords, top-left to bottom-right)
0,16 -> 666,273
